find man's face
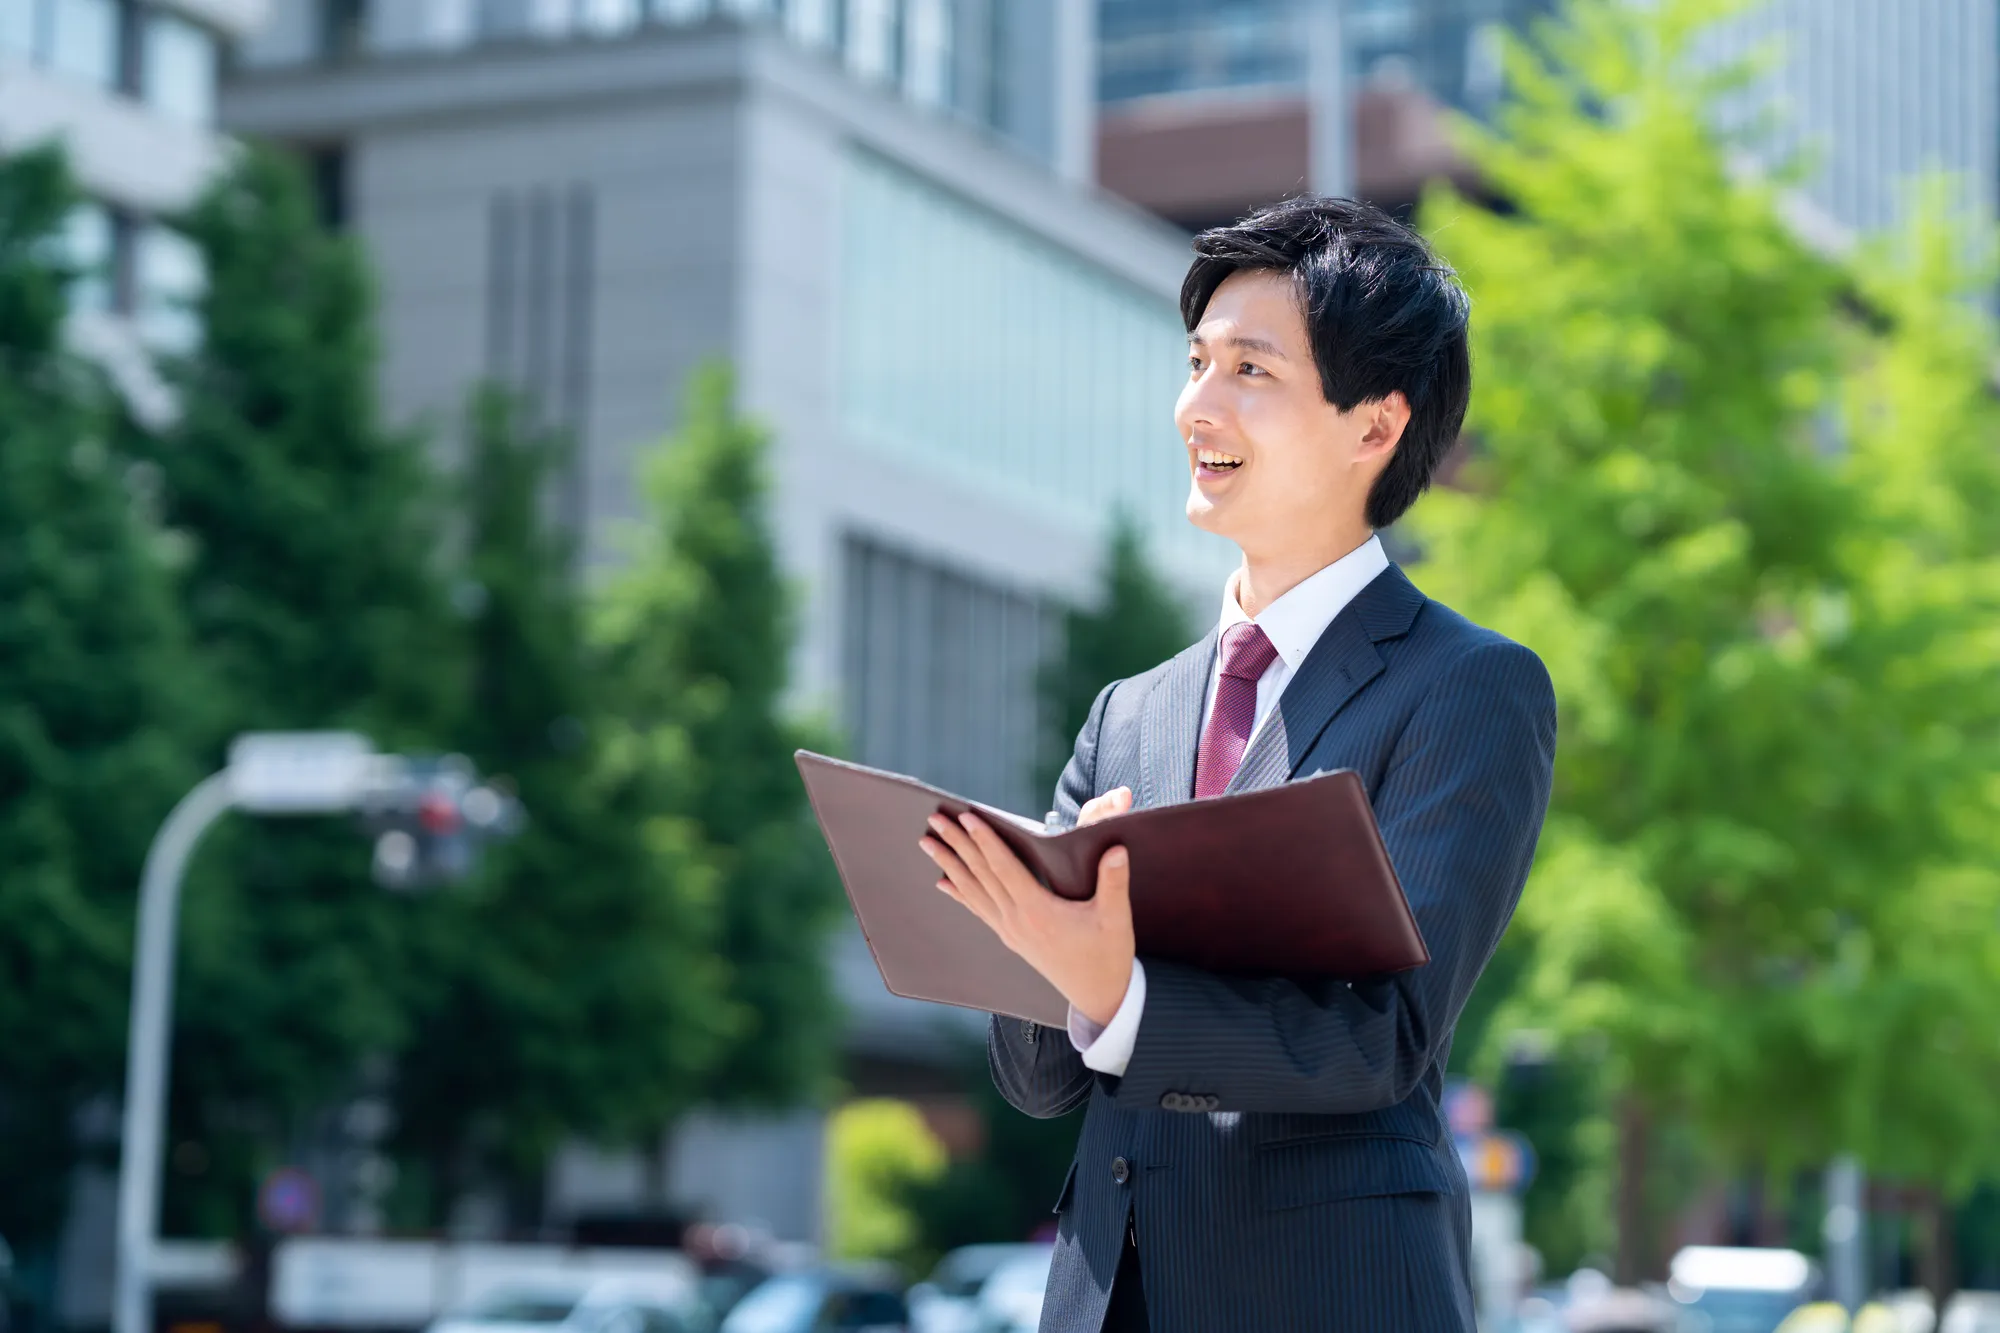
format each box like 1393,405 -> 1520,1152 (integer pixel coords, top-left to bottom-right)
1175,269 -> 1402,561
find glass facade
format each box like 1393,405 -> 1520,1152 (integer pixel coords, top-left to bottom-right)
143,10 -> 220,126
62,203 -> 117,315
49,0 -> 120,88
1,3 -> 36,60
1098,0 -> 1552,115
245,0 -> 1074,173
1099,0 -> 1308,104
134,225 -> 206,354
842,535 -> 1060,814
838,147 -> 1232,580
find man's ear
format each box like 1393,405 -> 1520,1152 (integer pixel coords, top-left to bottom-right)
1356,392 -> 1412,466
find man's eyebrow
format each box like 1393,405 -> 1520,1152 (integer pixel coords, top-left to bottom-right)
1187,331 -> 1290,360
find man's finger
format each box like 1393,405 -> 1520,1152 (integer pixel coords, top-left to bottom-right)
920,835 -> 1001,928
1095,844 -> 1131,916
957,813 -> 1046,908
929,814 -> 997,887
1077,786 -> 1133,826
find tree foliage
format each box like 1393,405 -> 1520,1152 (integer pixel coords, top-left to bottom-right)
1039,516 -> 1196,795
0,148 -> 202,1252
594,363 -> 844,1109
391,387 -> 730,1218
142,145 -> 465,1233
825,1100 -> 947,1272
1418,0 -> 2000,1216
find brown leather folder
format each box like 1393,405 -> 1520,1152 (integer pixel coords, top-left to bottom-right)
795,750 -> 1428,1027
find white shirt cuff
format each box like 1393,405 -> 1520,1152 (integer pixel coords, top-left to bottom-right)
1067,959 -> 1146,1077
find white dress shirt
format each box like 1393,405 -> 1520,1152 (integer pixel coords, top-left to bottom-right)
1066,534 -> 1391,1077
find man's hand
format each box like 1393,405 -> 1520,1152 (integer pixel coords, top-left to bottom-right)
920,787 -> 1136,1027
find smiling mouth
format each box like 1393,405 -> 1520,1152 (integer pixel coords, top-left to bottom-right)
1195,447 -> 1245,473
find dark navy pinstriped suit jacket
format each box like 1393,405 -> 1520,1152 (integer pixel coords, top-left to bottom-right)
989,563 -> 1557,1333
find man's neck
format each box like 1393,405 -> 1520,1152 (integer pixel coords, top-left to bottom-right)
1235,526 -> 1377,619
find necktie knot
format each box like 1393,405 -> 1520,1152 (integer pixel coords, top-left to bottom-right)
1218,621 -> 1278,683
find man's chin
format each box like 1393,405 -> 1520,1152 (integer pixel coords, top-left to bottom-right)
1185,491 -> 1237,541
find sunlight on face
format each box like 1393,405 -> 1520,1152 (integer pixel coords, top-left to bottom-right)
1174,270 -> 1393,566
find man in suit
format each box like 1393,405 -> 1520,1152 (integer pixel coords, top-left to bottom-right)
918,197 -> 1557,1332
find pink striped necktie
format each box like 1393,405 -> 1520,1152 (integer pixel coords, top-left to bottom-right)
1194,621 -> 1279,799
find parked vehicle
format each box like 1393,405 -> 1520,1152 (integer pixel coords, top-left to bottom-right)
970,1248 -> 1054,1333
908,1244 -> 1053,1333
1665,1247 -> 1816,1333
427,1277 -> 701,1333
719,1270 -> 910,1333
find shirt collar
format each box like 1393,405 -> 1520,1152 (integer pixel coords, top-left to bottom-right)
1218,534 -> 1391,672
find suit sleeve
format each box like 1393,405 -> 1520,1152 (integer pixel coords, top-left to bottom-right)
985,679 -> 1118,1119
1111,640 -> 1557,1116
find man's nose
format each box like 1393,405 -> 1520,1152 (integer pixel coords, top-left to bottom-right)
1176,367 -> 1227,437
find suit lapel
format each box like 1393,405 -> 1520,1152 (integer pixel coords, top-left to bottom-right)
1139,629 -> 1217,809
1222,564 -> 1427,795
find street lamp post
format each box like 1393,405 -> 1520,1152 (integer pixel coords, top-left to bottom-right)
112,734 -> 517,1333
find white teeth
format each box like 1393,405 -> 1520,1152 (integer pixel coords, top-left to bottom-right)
1196,447 -> 1244,468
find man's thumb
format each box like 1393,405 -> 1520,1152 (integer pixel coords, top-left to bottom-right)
1098,846 -> 1130,903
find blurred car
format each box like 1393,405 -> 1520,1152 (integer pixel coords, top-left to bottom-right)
718,1271 -> 910,1333
907,1244 -> 1053,1333
1945,1293 -> 2000,1333
1666,1247 -> 1816,1333
427,1278 -> 702,1333
1564,1286 -> 1682,1332
970,1248 -> 1053,1333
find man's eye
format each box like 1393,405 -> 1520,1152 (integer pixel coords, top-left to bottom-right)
1188,356 -> 1204,373
1239,362 -> 1267,376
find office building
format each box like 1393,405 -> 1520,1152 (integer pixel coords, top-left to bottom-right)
1095,0 -> 1551,230
1704,0 -> 1999,241
225,0 -> 1229,1241
1093,0 -> 1996,241
0,0 -> 268,422
240,0 -> 1096,179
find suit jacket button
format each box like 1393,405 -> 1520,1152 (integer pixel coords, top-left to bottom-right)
1159,1093 -> 1180,1110
1021,1019 -> 1038,1045
1202,1096 -> 1219,1111
1111,1156 -> 1131,1184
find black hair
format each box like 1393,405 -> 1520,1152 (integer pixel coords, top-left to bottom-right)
1180,195 -> 1472,530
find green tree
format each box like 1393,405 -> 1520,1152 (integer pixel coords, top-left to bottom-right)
390,387 -> 731,1224
899,1058 -> 1080,1266
825,1099 -> 947,1272
1416,0 -> 2000,1283
1039,516 -> 1196,795
0,148 -> 203,1261
594,363 -> 843,1108
140,146 -> 464,1234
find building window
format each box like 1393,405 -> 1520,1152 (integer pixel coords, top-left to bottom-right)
579,0 -> 644,35
308,145 -> 350,230
842,534 -> 1060,817
651,0 -> 712,24
901,0 -> 948,108
61,202 -> 117,315
141,9 -> 218,126
1,3 -> 36,60
321,0 -> 370,59
133,224 -> 205,354
844,0 -> 897,83
838,149 -> 1230,585
785,0 -> 836,49
49,0 -> 120,87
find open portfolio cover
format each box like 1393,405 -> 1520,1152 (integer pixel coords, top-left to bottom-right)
795,751 -> 1429,1027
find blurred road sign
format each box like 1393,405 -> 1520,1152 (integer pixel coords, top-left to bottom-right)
1457,1130 -> 1537,1193
258,1167 -> 321,1234
228,733 -> 376,814
1443,1079 -> 1495,1136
